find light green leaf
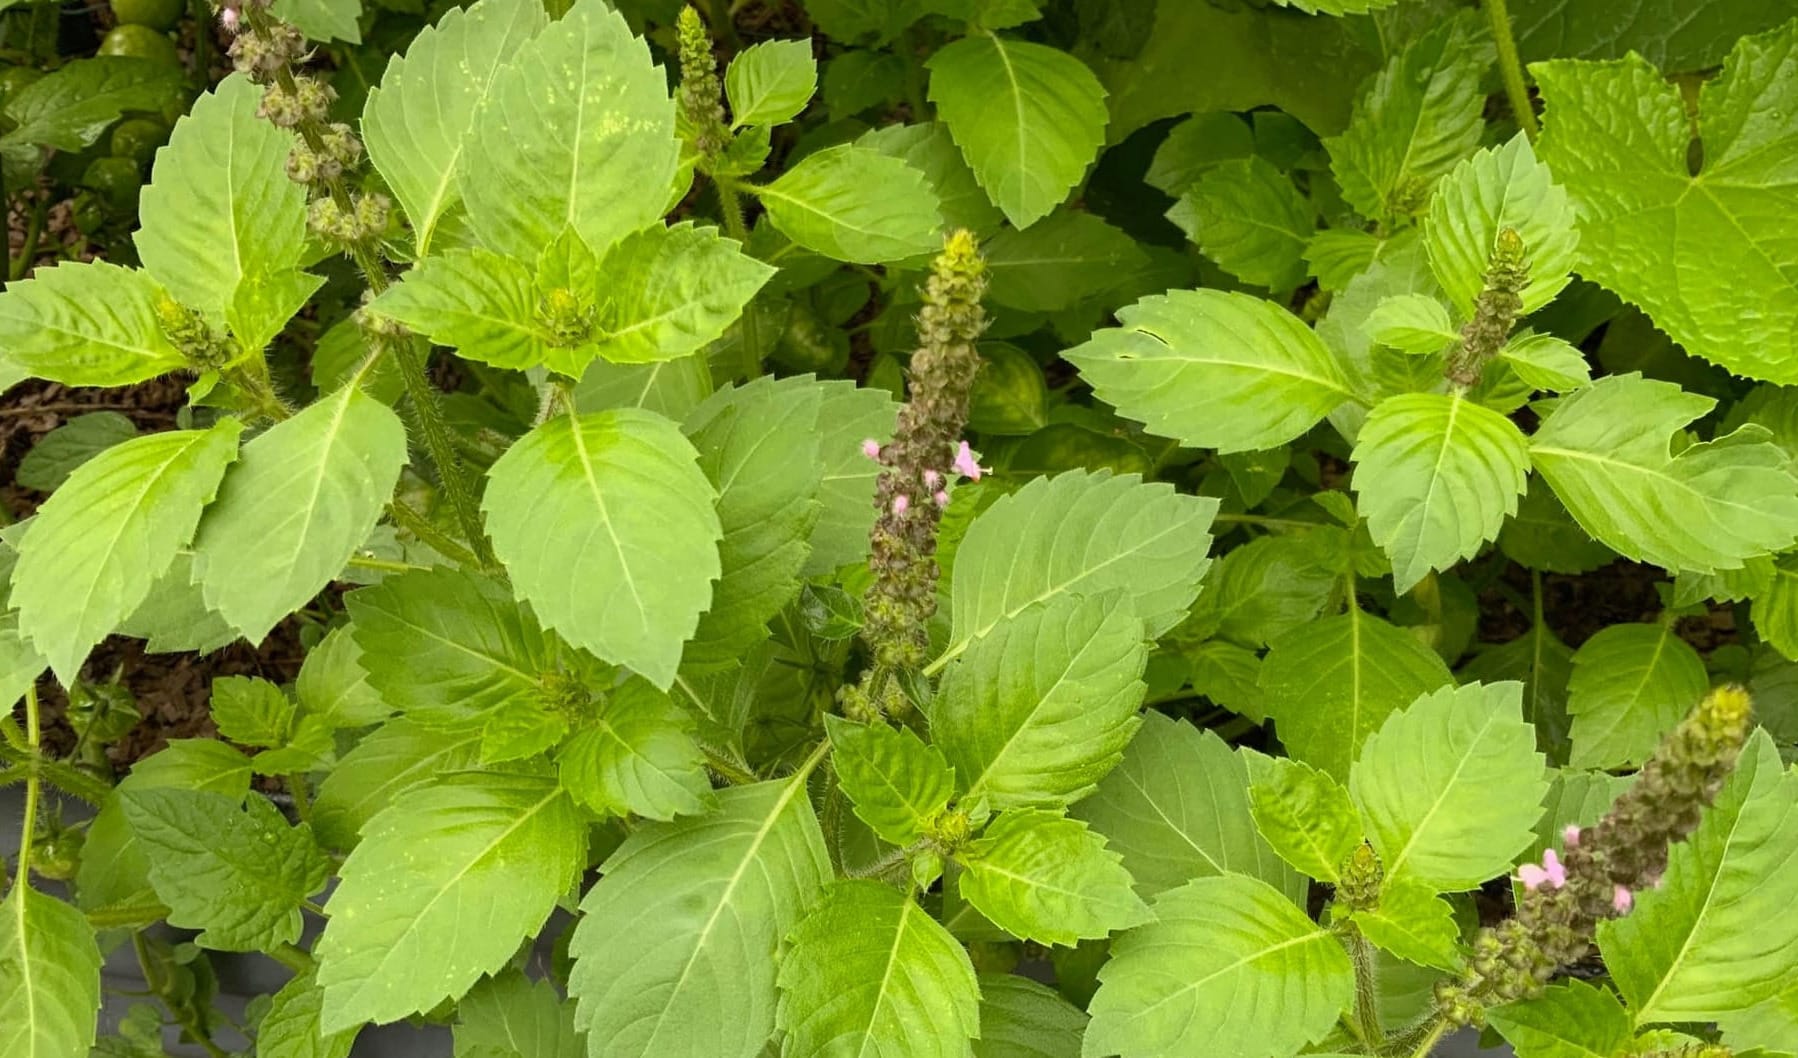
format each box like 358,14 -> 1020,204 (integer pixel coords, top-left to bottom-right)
0,261 -> 186,386
856,121 -> 1005,237
777,880 -> 980,1058
758,144 -> 942,263
258,971 -> 359,1058
825,714 -> 956,847
1352,391 -> 1531,593
1364,294 -> 1458,355
1066,289 -> 1353,453
928,35 -> 1106,228
1145,112 -> 1253,197
458,0 -> 676,260
1487,979 -> 1631,1058
1349,878 -> 1463,972
1498,476 -> 1616,574
1600,731 -> 1798,1021
1188,532 -> 1336,650
933,592 -> 1146,808
1530,374 -> 1798,572
1424,134 -> 1578,318
136,75 -> 318,352
11,420 -> 241,683
1169,156 -> 1313,290
805,381 -> 899,575
1350,681 -> 1547,891
557,677 -> 715,820
1501,332 -> 1591,392
16,412 -> 136,491
1084,874 -> 1352,1058
1567,621 -> 1710,771
1753,558 -> 1798,661
294,624 -> 390,730
574,354 -> 713,422
113,552 -> 239,656
1259,609 -> 1455,780
983,209 -> 1148,313
373,250 -> 552,370
310,720 -> 483,851
725,39 -> 816,128
586,223 -> 774,367
316,772 -> 588,1030
1248,756 -> 1362,883
482,410 -> 721,688
974,974 -> 1086,1058
958,808 -> 1150,945
120,787 -> 330,951
194,386 -> 406,642
0,886 -> 102,1058
0,613 -> 45,713
969,342 -> 1049,435
271,0 -> 361,42
453,971 -> 582,1058
211,675 -> 295,747
1534,24 -> 1798,381
568,776 -> 830,1058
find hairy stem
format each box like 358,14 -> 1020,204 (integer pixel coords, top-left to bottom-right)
1483,0 -> 1538,140
388,337 -> 495,567
1347,928 -> 1383,1046
13,684 -> 39,892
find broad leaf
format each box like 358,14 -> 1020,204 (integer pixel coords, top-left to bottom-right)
974,974 -> 1086,1058
1348,878 -> 1463,972
1566,622 -> 1710,769
259,972 -> 359,1058
310,720 -> 483,851
210,675 -> 296,747
0,886 -> 102,1058
825,714 -> 957,847
1364,295 -> 1459,356
957,808 -> 1149,945
725,39 -> 816,128
557,677 -> 716,821
1487,979 -> 1632,1058
16,413 -> 137,491
856,121 -> 1006,238
0,56 -> 182,154
294,624 -> 390,730
805,381 -> 900,575
454,971 -> 583,1058
372,250 -> 551,370
1171,156 -> 1313,290
585,223 -> 774,367
0,261 -> 185,386
1424,134 -> 1578,318
1187,532 -> 1336,649
982,209 -> 1149,313
1247,756 -> 1362,884
758,144 -> 942,263
271,0 -> 362,42
1501,332 -> 1592,393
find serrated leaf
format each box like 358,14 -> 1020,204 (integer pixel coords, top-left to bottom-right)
1753,558 -> 1798,661
373,250 -> 552,369
136,75 -> 318,352
1530,374 -> 1798,572
1487,979 -> 1631,1058
758,144 -> 942,263
1501,332 -> 1591,393
983,209 -> 1149,312
1497,476 -> 1616,574
1170,156 -> 1313,290
856,121 -> 1005,238
1248,756 -> 1362,883
210,675 -> 295,747
294,624 -> 390,730
0,886 -> 102,1058
1364,294 -> 1458,355
725,39 -> 816,128
933,592 -> 1146,809
0,262 -> 186,386
777,880 -> 979,1058
1424,134 -> 1578,318
805,382 -> 900,575
458,0 -> 676,260
454,971 -> 582,1058
1188,533 -> 1335,650
585,222 -> 774,368
974,974 -> 1085,1058
258,971 -> 359,1058
1352,391 -> 1531,592
568,776 -> 830,1058
310,720 -> 483,851
482,410 -> 721,688
1350,681 -> 1547,891
0,56 -> 182,155
1349,878 -> 1463,972
271,0 -> 361,42
928,36 -> 1106,228
557,677 -> 715,820
1066,289 -> 1353,453
1084,874 -> 1352,1058
120,788 -> 330,952
825,714 -> 956,847
957,808 -> 1149,945
1567,621 -> 1710,771
11,420 -> 241,683
316,772 -> 588,1030
15,412 -> 136,492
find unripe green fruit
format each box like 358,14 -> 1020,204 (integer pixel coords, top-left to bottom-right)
84,155 -> 143,214
98,24 -> 181,67
110,0 -> 184,31
109,116 -> 168,169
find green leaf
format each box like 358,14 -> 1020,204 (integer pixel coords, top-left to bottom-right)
969,342 -> 1049,435
805,382 -> 900,575
1350,681 -> 1547,891
15,413 -> 136,491
1259,609 -> 1454,780
1348,877 -> 1463,972
1425,134 -> 1578,318
0,261 -> 186,386
271,0 -> 362,42
136,75 -> 318,353
1169,156 -> 1313,290
316,772 -> 588,1030
1084,874 -> 1353,1058
957,808 -> 1149,945
758,144 -> 942,263
927,35 -> 1107,228
11,420 -> 241,683
210,675 -> 295,747
454,971 -> 582,1058
258,971 -> 359,1058
933,592 -> 1146,808
824,50 -> 905,120
824,714 -> 956,847
1363,294 -> 1459,355
0,56 -> 182,154
973,974 -> 1086,1058
557,677 -> 715,820
568,776 -> 830,1058
1512,0 -> 1797,71
777,880 -> 980,1058
1600,732 -> 1798,1021
1247,756 -> 1362,883
294,624 -> 390,730
310,720 -> 483,851
1498,476 -> 1616,574
120,787 -> 330,951
458,0 -> 676,260
1487,979 -> 1632,1058
1530,374 -> 1798,572
1324,18 -> 1488,226
856,121 -> 1005,238
1351,391 -> 1531,593
585,223 -> 774,367
725,39 -> 815,128
363,0 -> 545,255
1145,112 -> 1253,197
1534,24 -> 1798,381
482,410 -> 721,688
1753,558 -> 1798,661
1501,332 -> 1592,392
194,386 -> 407,642
1188,532 -> 1336,649
982,209 -> 1149,313
1066,289 -> 1353,453
1566,621 -> 1710,770
373,250 -> 552,370
0,886 -> 102,1058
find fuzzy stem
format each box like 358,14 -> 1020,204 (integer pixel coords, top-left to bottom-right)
1483,0 -> 1538,141
387,337 -> 495,566
13,684 -> 39,892
1346,928 -> 1383,1045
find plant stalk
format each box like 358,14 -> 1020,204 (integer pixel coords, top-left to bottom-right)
13,684 -> 39,893
1483,0 -> 1539,140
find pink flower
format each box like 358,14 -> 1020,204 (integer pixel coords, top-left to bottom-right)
1612,885 -> 1633,913
861,439 -> 882,461
891,494 -> 909,515
1563,825 -> 1582,849
219,5 -> 240,30
933,490 -> 949,507
952,441 -> 989,481
1518,848 -> 1567,891
923,469 -> 942,489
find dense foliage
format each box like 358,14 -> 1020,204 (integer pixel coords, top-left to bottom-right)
6,0 -> 1798,1057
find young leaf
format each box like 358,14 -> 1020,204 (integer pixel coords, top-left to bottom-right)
1347,878 -> 1463,973
777,880 -> 980,1058
1188,533 -> 1336,649
568,776 -> 830,1058
11,420 -> 241,683
1363,294 -> 1459,355
1530,374 -> 1798,573
557,677 -> 716,821
1351,391 -> 1531,593
362,0 -> 546,255
805,381 -> 900,575
1247,756 -> 1363,883
258,972 -> 359,1058
1349,681 -> 1548,892
1424,134 -> 1578,318
1066,289 -> 1353,453
210,675 -> 295,748
725,39 -> 816,128
194,386 -> 407,642
956,808 -> 1150,945
856,121 -> 1005,238
974,974 -> 1086,1058
454,971 -> 583,1058
0,886 -> 102,1058
372,250 -> 553,370
825,714 -> 957,847
1500,332 -> 1592,392
927,35 -> 1107,228
933,592 -> 1147,809
15,412 -> 137,491
982,209 -> 1149,313
1566,622 -> 1710,770
316,772 -> 588,1030
757,144 -> 943,263
1259,609 -> 1455,780
0,261 -> 186,386
1170,156 -> 1314,290
458,0 -> 676,260
583,223 -> 774,367
482,410 -> 721,688
120,787 -> 330,952
294,624 -> 390,731
1486,979 -> 1632,1058
309,720 -> 483,851
1084,874 -> 1353,1058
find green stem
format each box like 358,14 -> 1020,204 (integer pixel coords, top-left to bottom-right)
1483,0 -> 1538,140
85,898 -> 170,930
14,684 -> 40,892
345,554 -> 431,575
270,942 -> 315,975
715,178 -> 749,243
389,337 -> 495,567
900,27 -> 930,120
1407,1018 -> 1451,1058
386,500 -> 481,570
1346,928 -> 1383,1047
1212,513 -> 1319,531
287,773 -> 313,823
10,196 -> 46,281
